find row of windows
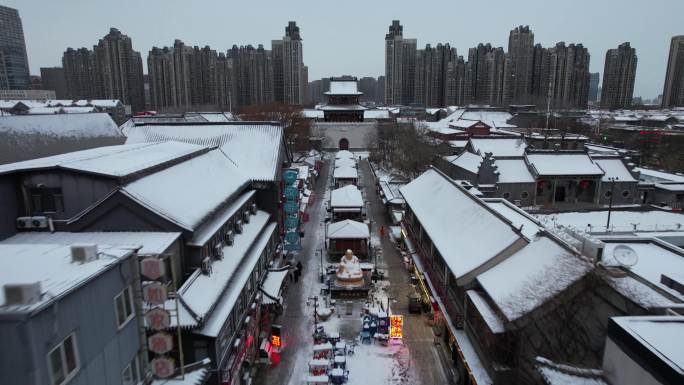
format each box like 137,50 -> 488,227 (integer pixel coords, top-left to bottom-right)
204,198 -> 255,258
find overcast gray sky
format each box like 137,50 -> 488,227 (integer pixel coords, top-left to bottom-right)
8,0 -> 683,99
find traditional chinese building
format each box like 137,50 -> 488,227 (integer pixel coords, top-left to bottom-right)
321,76 -> 367,122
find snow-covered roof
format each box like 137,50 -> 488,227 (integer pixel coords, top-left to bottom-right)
333,165 -> 358,179
335,150 -> 354,159
449,119 -> 487,129
334,157 -> 356,168
181,211 -> 271,330
466,291 -> 505,333
124,123 -> 284,182
593,158 -> 636,182
260,269 -> 288,305
655,183 -> 684,192
1,232 -> 180,255
330,185 -> 363,208
526,153 -> 604,176
379,180 -> 405,205
62,106 -> 97,114
400,169 -> 523,281
189,190 -> 255,246
535,357 -> 606,385
196,220 -> 276,337
484,199 -> 542,239
425,125 -> 466,136
478,235 -> 589,322
325,80 -> 362,95
364,110 -> 390,119
122,149 -> 249,230
327,220 -> 370,239
319,104 -> 367,111
493,159 -> 535,183
0,141 -> 207,177
448,140 -> 468,148
0,244 -> 135,314
461,110 -> 515,128
27,106 -> 62,114
445,151 -> 483,174
634,167 -> 684,183
535,210 -> 684,233
469,137 -> 527,157
609,316 -> 684,380
600,240 -> 684,301
607,275 -> 679,309
301,109 -> 324,119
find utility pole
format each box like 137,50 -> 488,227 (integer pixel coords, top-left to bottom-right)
606,177 -> 618,230
308,295 -> 319,335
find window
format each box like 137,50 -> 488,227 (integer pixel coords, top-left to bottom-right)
47,333 -> 79,385
193,339 -> 209,361
604,190 -> 613,198
121,355 -> 140,385
502,192 -> 511,199
29,187 -> 64,213
520,191 -> 529,199
622,190 -> 631,198
115,286 -> 135,329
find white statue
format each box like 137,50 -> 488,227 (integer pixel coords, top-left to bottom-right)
336,249 -> 364,286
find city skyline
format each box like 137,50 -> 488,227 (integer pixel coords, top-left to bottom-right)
4,0 -> 684,99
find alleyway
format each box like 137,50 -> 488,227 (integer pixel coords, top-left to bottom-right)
254,155 -> 452,385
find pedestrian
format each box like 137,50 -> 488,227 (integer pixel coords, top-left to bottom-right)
289,267 -> 295,282
296,260 -> 303,274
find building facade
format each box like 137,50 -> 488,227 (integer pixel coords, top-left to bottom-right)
662,35 -> 684,108
63,47 -> 97,100
589,72 -> 600,103
384,20 -> 416,105
272,21 -> 303,105
40,67 -> 68,99
503,26 -> 535,105
0,5 -> 30,90
601,42 -> 637,109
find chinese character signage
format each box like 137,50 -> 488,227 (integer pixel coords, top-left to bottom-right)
143,283 -> 168,305
283,170 -> 298,185
389,315 -> 403,339
141,257 -> 165,280
148,332 -> 174,354
151,357 -> 175,378
145,307 -> 171,331
271,335 -> 281,348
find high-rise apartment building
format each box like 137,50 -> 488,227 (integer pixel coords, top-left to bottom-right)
446,55 -> 466,106
415,43 -> 456,107
229,44 -> 274,108
63,47 -> 97,100
0,6 -> 30,90
40,67 -> 68,99
662,35 -> 684,108
63,28 -> 145,111
601,42 -> 637,109
503,26 -> 535,105
546,42 -> 591,109
93,28 -> 145,111
272,21 -> 304,105
589,72 -> 600,103
358,76 -> 378,103
466,44 -> 506,106
384,20 -> 416,105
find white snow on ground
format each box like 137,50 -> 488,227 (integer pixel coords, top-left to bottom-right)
535,210 -> 684,233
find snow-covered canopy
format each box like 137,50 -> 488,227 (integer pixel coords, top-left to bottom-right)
330,185 -> 363,208
122,149 -> 249,230
634,167 -> 684,183
124,123 -> 284,182
535,357 -> 607,385
334,157 -> 356,168
0,244 -> 134,314
469,137 -> 527,157
335,150 -> 354,160
333,165 -> 358,179
327,219 -> 370,239
260,269 -> 289,305
400,169 -> 523,282
0,141 -> 206,178
526,153 -> 604,177
1,231 -> 180,255
363,110 -> 390,119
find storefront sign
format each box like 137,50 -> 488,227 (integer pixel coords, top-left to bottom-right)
145,307 -> 171,331
283,201 -> 298,214
284,186 -> 299,199
151,357 -> 175,378
148,332 -> 174,354
389,315 -> 403,339
284,216 -> 299,229
140,257 -> 165,280
283,170 -> 298,185
143,283 -> 168,305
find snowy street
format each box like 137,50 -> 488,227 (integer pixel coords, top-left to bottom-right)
254,155 -> 452,385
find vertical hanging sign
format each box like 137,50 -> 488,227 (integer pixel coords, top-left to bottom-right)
283,169 -> 302,251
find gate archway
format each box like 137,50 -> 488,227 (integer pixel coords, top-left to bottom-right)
339,138 -> 349,150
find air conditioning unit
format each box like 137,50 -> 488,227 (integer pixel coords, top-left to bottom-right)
243,210 -> 251,223
225,230 -> 234,246
16,216 -> 33,229
235,220 -> 243,234
31,216 -> 48,229
214,243 -> 224,259
71,244 -> 98,263
201,257 -> 211,275
4,282 -> 42,305
250,203 -> 257,215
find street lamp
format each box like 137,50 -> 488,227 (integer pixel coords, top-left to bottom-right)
606,177 -> 618,230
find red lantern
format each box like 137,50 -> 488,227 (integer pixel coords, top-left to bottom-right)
579,180 -> 590,189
